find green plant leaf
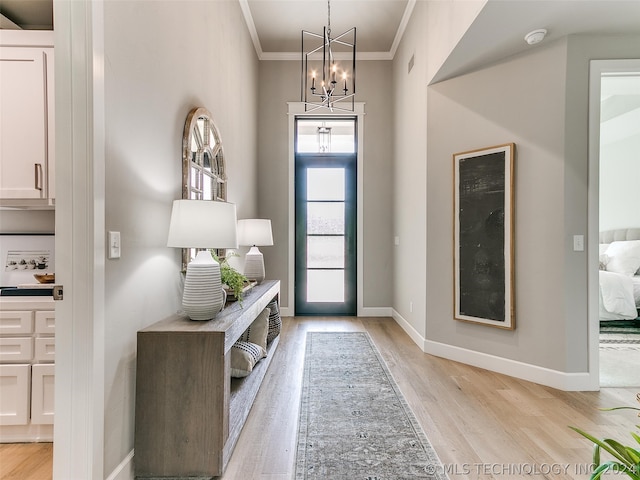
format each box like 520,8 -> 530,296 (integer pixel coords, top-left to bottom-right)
570,427 -> 633,466
591,461 -> 640,480
605,438 -> 637,464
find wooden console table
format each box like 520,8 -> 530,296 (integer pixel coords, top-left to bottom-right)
134,280 -> 280,478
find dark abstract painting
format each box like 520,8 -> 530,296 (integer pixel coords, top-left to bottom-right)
454,144 -> 515,329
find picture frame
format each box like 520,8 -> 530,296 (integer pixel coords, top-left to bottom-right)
453,143 -> 515,329
0,234 -> 55,286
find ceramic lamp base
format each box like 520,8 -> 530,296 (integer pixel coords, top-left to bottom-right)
182,251 -> 224,320
244,246 -> 265,284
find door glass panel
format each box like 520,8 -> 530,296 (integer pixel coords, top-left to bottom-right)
307,202 -> 344,234
307,168 -> 344,201
307,236 -> 344,268
307,270 -> 345,302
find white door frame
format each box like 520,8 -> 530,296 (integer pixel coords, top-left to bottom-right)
53,1 -> 106,478
587,59 -> 640,390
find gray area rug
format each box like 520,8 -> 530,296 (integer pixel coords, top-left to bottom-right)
295,332 -> 448,480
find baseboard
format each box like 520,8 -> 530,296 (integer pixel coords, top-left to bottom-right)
105,449 -> 134,480
391,309 -> 425,346
359,306 -> 392,317
391,309 -> 596,392
279,306 -> 392,317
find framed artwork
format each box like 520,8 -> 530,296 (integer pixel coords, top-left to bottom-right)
1,234 -> 55,286
453,143 -> 515,329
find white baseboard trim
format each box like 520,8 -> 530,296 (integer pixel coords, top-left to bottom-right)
391,309 -> 425,346
105,449 -> 134,480
391,309 -> 596,392
279,306 -> 392,317
359,306 -> 392,317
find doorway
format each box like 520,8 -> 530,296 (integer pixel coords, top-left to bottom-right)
294,118 -> 357,315
588,60 -> 640,388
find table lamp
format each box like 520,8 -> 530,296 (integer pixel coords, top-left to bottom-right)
167,199 -> 238,320
237,219 -> 273,284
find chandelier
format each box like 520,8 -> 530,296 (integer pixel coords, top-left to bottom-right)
301,0 -> 356,112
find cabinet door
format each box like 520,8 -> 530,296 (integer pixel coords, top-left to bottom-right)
0,364 -> 30,425
0,46 -> 54,199
31,363 -> 54,424
34,310 -> 55,334
0,311 -> 33,334
34,337 -> 55,363
0,337 -> 33,363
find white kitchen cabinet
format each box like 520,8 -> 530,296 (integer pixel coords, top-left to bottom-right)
0,364 -> 30,425
0,31 -> 55,207
0,298 -> 54,441
31,364 -> 54,425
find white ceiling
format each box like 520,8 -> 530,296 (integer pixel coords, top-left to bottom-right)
243,0 -> 412,59
2,0 -> 640,79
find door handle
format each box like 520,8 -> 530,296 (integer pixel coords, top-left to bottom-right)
35,163 -> 43,191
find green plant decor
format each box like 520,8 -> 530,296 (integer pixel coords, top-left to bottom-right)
570,393 -> 640,480
210,251 -> 249,304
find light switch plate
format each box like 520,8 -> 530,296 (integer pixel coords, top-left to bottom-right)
573,234 -> 584,252
108,231 -> 121,259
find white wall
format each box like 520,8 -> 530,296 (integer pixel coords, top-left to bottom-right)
392,0 -> 640,382
599,99 -> 640,231
392,0 -> 484,338
0,210 -> 54,233
426,39 -> 570,370
102,1 -> 258,475
257,60 -> 393,310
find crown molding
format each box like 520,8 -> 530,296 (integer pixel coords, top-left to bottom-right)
238,0 -> 264,60
238,0 -> 414,62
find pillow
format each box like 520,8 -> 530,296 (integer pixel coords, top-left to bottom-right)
604,240 -> 640,277
230,341 -> 266,378
266,299 -> 281,344
599,244 -> 609,255
239,307 -> 269,352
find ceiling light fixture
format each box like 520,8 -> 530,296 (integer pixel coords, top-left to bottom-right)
301,0 -> 356,112
524,29 -> 547,45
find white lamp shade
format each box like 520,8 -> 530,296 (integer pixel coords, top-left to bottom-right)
237,219 -> 273,247
167,199 -> 238,249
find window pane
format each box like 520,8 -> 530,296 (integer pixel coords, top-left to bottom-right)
307,168 -> 344,201
296,119 -> 355,153
307,236 -> 344,268
307,202 -> 344,234
307,270 -> 344,302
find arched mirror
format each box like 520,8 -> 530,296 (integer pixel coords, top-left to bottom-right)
181,107 -> 228,267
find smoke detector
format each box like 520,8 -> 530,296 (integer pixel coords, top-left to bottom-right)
524,29 -> 547,45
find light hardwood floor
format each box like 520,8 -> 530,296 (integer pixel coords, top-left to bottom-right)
1,316 -> 637,480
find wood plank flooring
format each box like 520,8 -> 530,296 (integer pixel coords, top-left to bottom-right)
1,316 -> 637,480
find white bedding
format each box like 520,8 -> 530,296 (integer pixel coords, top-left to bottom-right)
599,270 -> 638,320
633,275 -> 640,305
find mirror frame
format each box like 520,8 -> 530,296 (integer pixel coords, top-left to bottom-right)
181,107 -> 228,268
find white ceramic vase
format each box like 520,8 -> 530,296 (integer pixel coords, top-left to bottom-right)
182,251 -> 225,320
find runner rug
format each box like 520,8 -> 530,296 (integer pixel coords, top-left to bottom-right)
295,332 -> 448,480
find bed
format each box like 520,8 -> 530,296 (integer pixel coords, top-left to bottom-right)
599,228 -> 640,321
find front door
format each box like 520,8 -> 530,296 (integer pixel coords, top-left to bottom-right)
294,118 -> 357,315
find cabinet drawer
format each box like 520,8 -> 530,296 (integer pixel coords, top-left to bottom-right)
31,364 -> 54,424
34,337 -> 55,363
0,311 -> 33,334
0,364 -> 30,425
34,311 -> 55,334
0,337 -> 33,363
